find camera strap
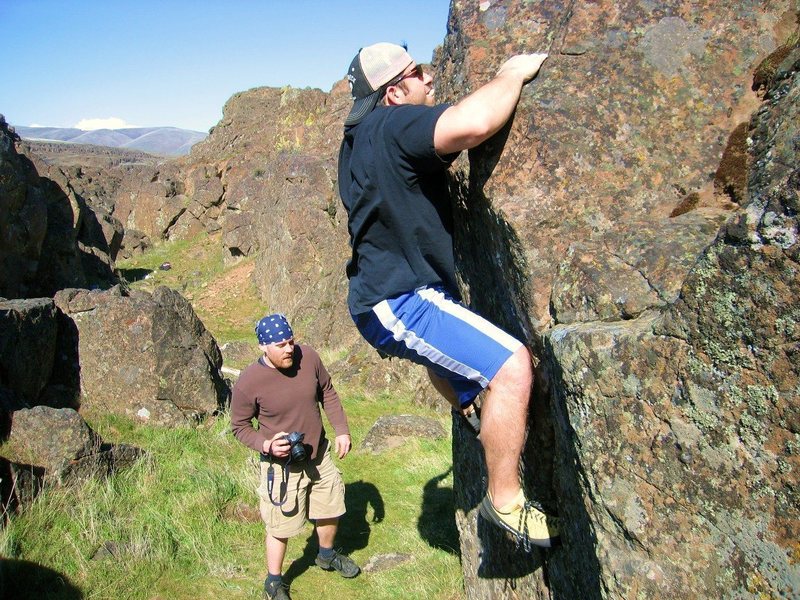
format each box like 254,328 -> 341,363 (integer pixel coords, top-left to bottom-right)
266,455 -> 292,507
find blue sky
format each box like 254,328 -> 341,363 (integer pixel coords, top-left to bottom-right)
1,0 -> 450,132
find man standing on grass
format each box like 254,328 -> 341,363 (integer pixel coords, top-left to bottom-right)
231,313 -> 360,600
337,43 -> 559,549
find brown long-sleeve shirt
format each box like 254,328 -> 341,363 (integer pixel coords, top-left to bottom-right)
230,344 -> 349,460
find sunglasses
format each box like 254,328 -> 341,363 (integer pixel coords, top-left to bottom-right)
388,64 -> 424,87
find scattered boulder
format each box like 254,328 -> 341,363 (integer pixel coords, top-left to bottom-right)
361,552 -> 414,573
2,405 -> 145,510
0,117 -> 120,299
54,285 -> 229,425
362,415 -> 447,454
118,227 -> 153,259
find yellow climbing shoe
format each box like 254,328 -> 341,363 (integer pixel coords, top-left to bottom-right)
479,489 -> 560,549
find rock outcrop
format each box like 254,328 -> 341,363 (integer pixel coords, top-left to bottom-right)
175,84 -> 356,350
0,286 -> 229,512
438,2 -> 798,598
0,297 -> 146,514
4,2 -> 796,597
54,285 -> 228,426
0,115 -> 121,298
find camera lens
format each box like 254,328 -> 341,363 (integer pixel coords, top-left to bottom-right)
291,443 -> 307,462
285,432 -> 306,462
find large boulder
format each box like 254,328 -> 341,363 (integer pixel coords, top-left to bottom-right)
0,298 -> 57,405
1,406 -> 144,512
54,285 -> 228,425
4,406 -> 142,482
0,296 -> 82,440
439,2 -> 798,598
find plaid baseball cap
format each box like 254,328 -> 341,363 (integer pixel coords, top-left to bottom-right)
344,42 -> 414,126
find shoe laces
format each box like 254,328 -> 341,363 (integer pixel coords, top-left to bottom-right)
517,500 -> 547,552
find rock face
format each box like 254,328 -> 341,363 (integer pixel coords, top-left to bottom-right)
178,84 -> 356,350
54,286 -> 228,426
5,1 -> 796,597
0,116 -> 120,298
436,2 -> 798,598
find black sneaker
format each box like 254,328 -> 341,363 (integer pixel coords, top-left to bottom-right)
453,404 -> 481,435
315,549 -> 361,578
264,578 -> 291,600
462,404 -> 481,434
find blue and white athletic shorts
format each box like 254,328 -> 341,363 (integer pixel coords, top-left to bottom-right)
352,286 -> 523,407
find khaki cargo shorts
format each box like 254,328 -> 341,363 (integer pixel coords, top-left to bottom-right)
257,439 -> 346,538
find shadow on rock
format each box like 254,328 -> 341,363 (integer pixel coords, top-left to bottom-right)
417,468 -> 460,555
476,514 -> 547,580
117,267 -> 152,283
0,558 -> 83,599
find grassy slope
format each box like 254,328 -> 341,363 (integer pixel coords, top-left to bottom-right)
0,235 -> 465,600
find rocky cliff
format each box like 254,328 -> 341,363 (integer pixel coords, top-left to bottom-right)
0,116 -> 121,298
3,1 -> 797,597
438,2 -> 798,598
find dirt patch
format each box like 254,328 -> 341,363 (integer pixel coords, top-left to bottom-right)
190,259 -> 264,340
194,259 -> 254,314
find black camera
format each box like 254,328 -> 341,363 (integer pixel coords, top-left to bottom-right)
284,431 -> 307,462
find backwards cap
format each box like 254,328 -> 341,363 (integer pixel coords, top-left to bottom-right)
344,43 -> 414,126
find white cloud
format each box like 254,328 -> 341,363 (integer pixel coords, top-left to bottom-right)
74,117 -> 135,130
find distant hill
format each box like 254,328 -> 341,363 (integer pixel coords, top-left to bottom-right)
22,140 -> 163,169
13,125 -> 207,156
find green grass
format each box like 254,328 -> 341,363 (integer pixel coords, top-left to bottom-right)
1,236 -> 465,599
115,232 -> 265,344
1,388 -> 463,600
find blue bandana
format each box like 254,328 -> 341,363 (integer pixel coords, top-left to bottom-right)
255,313 -> 294,345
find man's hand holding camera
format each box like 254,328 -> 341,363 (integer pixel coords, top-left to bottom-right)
264,431 -> 292,458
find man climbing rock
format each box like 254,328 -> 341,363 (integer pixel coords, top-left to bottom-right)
337,42 -> 559,548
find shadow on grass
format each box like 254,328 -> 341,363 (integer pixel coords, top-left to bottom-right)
418,468 -> 460,555
117,267 -> 151,283
284,480 -> 384,585
0,558 -> 83,599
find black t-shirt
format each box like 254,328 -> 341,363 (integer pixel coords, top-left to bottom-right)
338,103 -> 460,314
